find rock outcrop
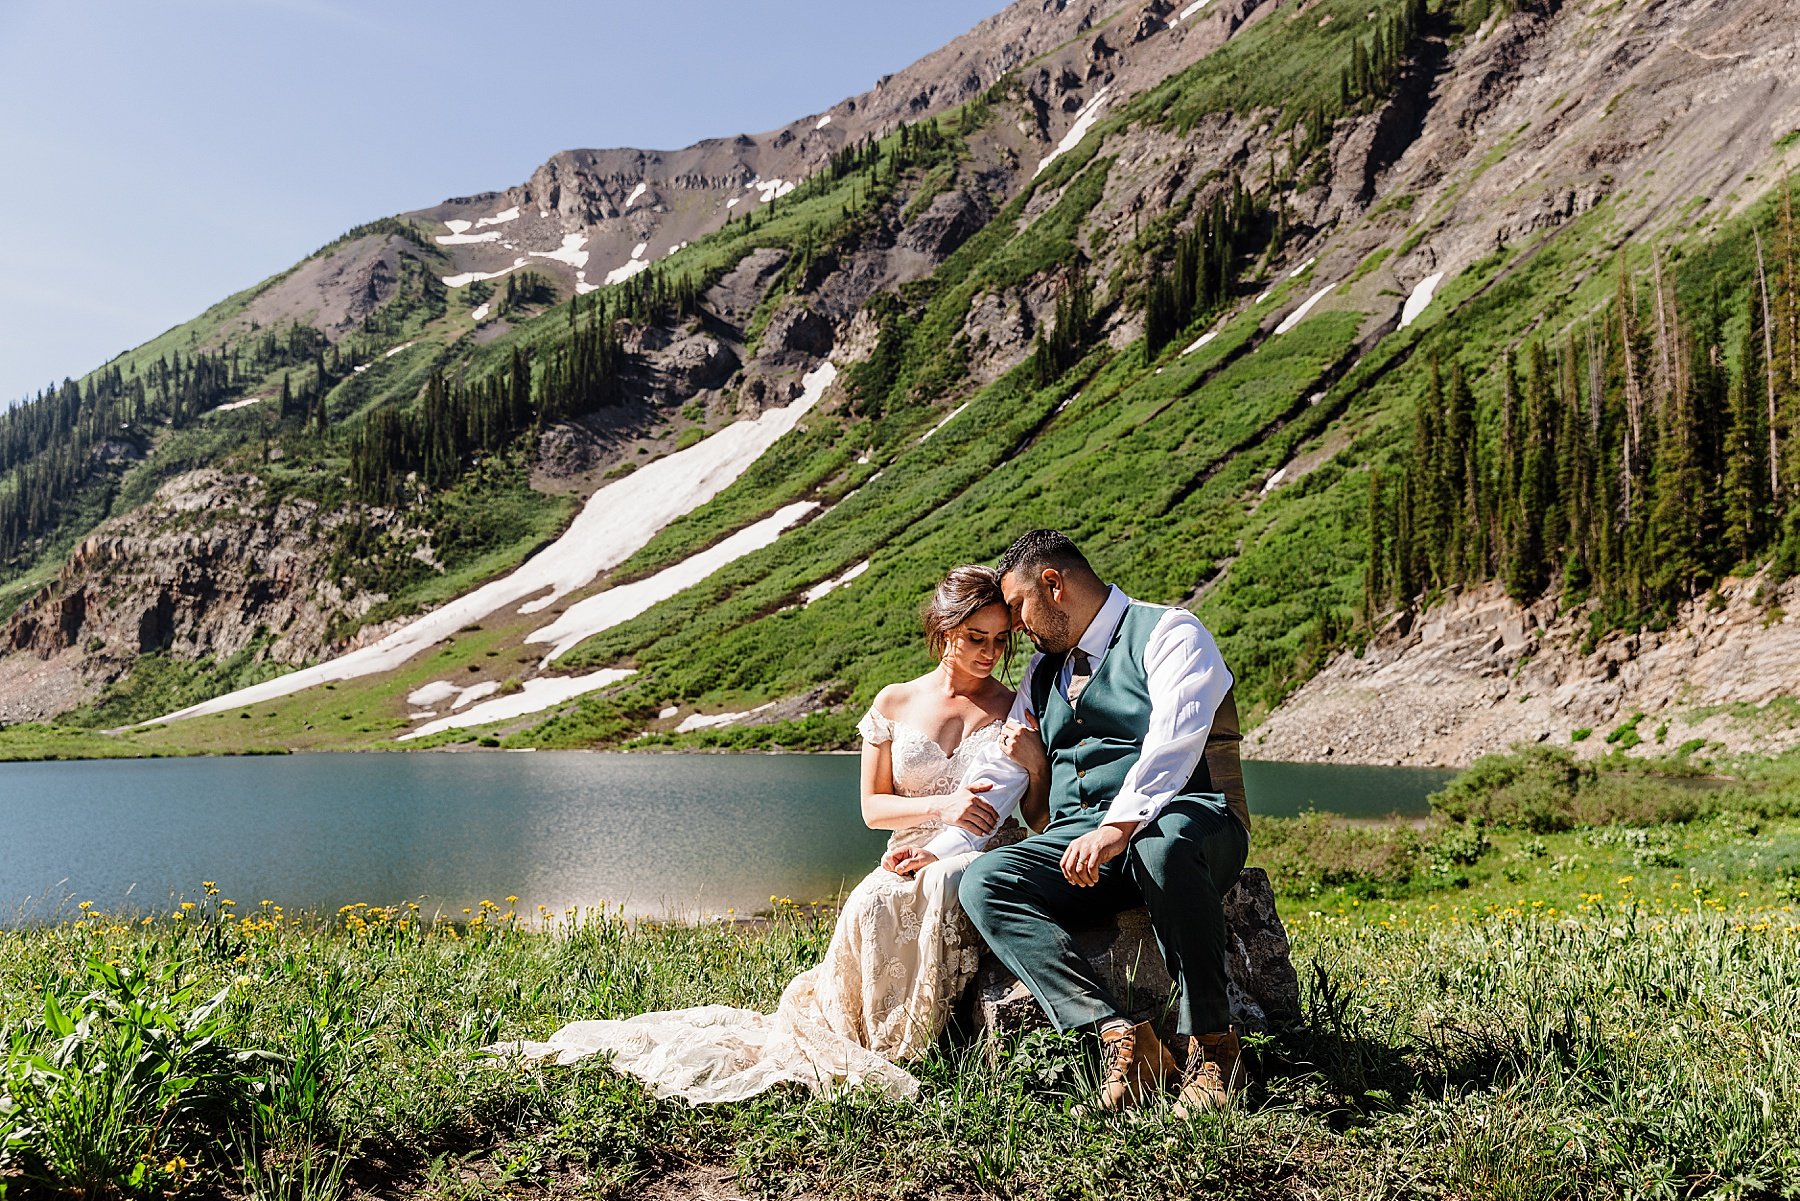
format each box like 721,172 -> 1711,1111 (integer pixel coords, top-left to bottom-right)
0,470 -> 399,724
969,868 -> 1302,1045
1254,575 -> 1800,769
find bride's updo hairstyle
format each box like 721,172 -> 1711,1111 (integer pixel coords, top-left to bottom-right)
923,565 -> 1012,672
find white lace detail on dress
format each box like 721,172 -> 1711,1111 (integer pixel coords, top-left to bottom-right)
488,711 -> 1023,1105
856,707 -> 894,746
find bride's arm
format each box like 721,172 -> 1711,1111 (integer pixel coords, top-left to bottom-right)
859,738 -> 945,831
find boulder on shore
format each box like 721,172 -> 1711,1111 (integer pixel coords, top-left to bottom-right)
967,867 -> 1301,1046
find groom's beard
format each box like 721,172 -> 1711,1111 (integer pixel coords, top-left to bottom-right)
1024,605 -> 1073,653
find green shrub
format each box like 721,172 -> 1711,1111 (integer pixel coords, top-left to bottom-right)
1432,746 -> 1720,832
1606,712 -> 1646,748
0,952 -> 271,1197
1432,746 -> 1596,832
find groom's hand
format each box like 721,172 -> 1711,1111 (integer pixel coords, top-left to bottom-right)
1060,822 -> 1138,887
935,782 -> 1000,837
883,847 -> 939,878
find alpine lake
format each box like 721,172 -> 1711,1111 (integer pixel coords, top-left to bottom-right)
0,753 -> 1456,926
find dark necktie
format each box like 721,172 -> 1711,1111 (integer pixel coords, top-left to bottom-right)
1067,649 -> 1093,704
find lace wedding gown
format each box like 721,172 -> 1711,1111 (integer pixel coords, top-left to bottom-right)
490,708 -> 1023,1104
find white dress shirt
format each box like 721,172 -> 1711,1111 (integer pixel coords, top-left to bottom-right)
921,585 -> 1235,862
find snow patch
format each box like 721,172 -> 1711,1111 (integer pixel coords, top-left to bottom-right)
658,705 -> 680,720
475,206 -> 521,228
1035,85 -> 1112,178
406,681 -> 459,708
1261,466 -> 1289,496
527,500 -> 821,662
603,258 -> 651,287
664,241 -> 689,258
1274,284 -> 1335,335
1286,256 -> 1317,279
751,178 -> 796,203
1180,329 -> 1219,357
726,197 -> 741,209
574,271 -> 597,295
1173,0 -> 1213,20
452,681 -> 501,709
676,702 -> 776,734
918,400 -> 971,442
436,230 -> 503,245
212,397 -> 264,413
1400,271 -> 1446,329
624,182 -> 648,209
401,670 -> 635,741
529,232 -> 590,269
383,341 -> 417,358
803,560 -> 869,605
442,219 -> 473,234
815,115 -> 833,130
471,303 -> 491,323
142,363 -> 839,726
443,259 -> 528,289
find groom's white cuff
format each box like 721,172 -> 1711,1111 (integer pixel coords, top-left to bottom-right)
1102,791 -> 1159,828
922,825 -> 979,861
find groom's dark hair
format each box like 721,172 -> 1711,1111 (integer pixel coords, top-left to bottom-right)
997,530 -> 1095,584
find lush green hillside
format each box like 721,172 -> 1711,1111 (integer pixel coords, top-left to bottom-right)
3,0 -> 1797,757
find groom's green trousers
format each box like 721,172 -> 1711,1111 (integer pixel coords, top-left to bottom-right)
959,798 -> 1248,1036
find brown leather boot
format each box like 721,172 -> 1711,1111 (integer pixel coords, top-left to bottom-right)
1173,1028 -> 1249,1117
1080,1020 -> 1177,1115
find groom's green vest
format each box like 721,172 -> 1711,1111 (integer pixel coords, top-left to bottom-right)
1029,602 -> 1250,832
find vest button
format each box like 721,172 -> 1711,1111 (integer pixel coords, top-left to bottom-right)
1076,717 -> 1084,725
1077,769 -> 1086,779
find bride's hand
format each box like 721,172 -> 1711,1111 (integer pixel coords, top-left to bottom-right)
1000,713 -> 1046,777
883,846 -> 939,877
935,782 -> 999,836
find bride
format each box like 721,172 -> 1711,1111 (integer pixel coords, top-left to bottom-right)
493,565 -> 1048,1102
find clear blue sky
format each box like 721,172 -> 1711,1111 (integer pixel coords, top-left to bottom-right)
0,0 -> 1003,406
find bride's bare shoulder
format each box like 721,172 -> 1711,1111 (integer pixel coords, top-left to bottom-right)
872,672 -> 942,720
870,678 -> 917,715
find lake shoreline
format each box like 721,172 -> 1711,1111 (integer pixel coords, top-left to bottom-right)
1,754 -> 1458,925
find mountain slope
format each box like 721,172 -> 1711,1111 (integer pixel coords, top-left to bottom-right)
3,0 -> 1799,764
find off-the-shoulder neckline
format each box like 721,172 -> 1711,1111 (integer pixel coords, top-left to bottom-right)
865,709 -> 1003,760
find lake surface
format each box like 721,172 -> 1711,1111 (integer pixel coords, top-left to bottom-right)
0,753 -> 1455,925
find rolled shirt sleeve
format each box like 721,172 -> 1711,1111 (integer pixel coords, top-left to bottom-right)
920,656 -> 1042,861
1101,608 -> 1233,831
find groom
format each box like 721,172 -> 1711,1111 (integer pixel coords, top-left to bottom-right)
886,530 -> 1250,1115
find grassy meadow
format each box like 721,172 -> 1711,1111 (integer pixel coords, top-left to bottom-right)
4,747 -> 1800,1200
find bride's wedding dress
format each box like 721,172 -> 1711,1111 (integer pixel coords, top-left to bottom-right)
490,708 -> 1023,1103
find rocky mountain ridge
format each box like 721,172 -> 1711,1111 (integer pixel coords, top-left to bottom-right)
192,0 -> 1271,358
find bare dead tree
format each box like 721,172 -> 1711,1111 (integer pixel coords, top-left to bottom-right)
1756,228 -> 1780,497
